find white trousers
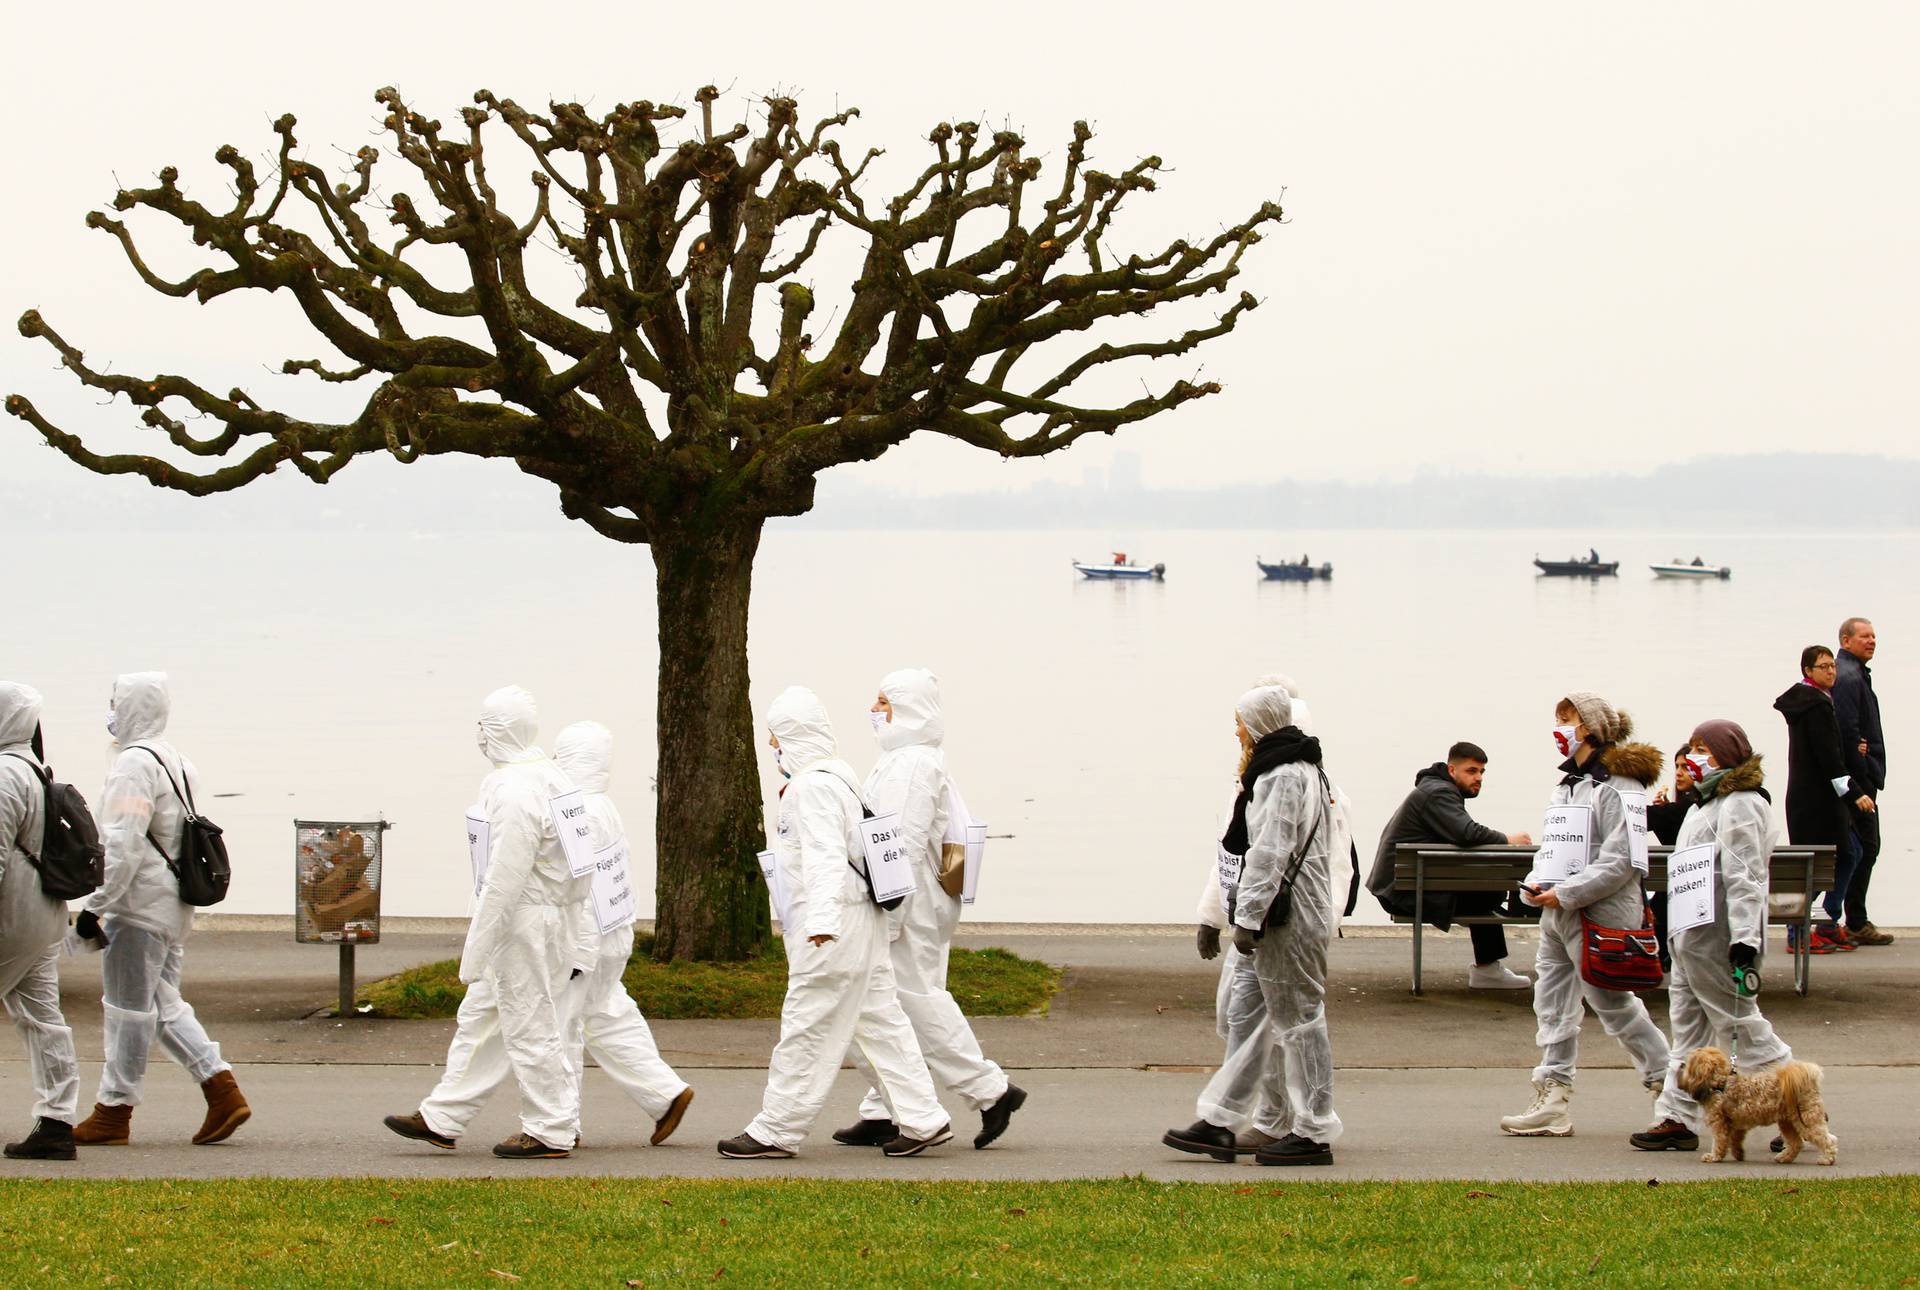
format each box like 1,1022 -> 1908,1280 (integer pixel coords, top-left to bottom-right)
419,905 -> 578,1149
567,928 -> 689,1123
1196,946 -> 1274,1132
1247,913 -> 1343,1146
1,943 -> 77,1124
1653,923 -> 1793,1132
856,884 -> 1007,1121
1530,908 -> 1670,1086
745,902 -> 944,1151
97,920 -> 227,1107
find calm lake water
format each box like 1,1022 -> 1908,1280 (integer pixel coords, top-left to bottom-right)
10,527 -> 1912,926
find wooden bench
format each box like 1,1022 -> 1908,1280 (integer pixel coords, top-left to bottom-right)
1388,843 -> 1838,997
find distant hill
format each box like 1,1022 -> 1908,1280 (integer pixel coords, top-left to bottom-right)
3,452 -> 1914,532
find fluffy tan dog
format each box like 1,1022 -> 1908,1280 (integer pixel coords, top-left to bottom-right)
1679,1047 -> 1837,1165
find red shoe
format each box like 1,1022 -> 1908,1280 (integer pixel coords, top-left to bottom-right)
1808,927 -> 1850,954
1826,926 -> 1860,951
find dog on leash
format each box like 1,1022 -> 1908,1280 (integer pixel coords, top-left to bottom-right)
1678,1047 -> 1838,1165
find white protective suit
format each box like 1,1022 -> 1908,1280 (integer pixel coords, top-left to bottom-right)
743,686 -> 946,1151
0,684 -> 79,1124
853,670 -> 1009,1122
1227,686 -> 1342,1146
88,673 -> 230,1106
1520,746 -> 1670,1088
1652,764 -> 1793,1133
419,687 -> 589,1150
553,722 -> 691,1124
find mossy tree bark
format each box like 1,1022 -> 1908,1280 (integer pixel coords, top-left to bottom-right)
9,85 -> 1283,959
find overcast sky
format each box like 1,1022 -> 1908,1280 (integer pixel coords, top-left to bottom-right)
3,1 -> 1914,506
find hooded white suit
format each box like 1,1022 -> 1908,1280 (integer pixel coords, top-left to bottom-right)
0,683 -> 79,1125
553,722 -> 691,1125
88,673 -> 230,1107
742,686 -> 945,1152
418,687 -> 589,1150
854,670 -> 1010,1123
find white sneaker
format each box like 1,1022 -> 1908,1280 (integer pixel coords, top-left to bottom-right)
1468,961 -> 1532,990
1500,1079 -> 1573,1136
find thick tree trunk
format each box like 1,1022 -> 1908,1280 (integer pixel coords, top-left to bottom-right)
650,517 -> 772,961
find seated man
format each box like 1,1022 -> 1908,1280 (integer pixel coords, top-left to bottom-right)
1366,742 -> 1534,989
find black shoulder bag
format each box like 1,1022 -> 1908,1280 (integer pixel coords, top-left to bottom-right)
134,748 -> 231,907
1259,768 -> 1334,932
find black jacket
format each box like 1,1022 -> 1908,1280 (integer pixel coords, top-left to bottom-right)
1833,650 -> 1885,793
1646,797 -> 1689,848
1367,763 -> 1508,929
1774,681 -> 1856,846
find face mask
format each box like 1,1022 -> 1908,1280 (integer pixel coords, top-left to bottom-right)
869,710 -> 890,735
774,747 -> 790,780
1552,725 -> 1580,758
476,725 -> 490,756
106,709 -> 119,739
1683,752 -> 1714,783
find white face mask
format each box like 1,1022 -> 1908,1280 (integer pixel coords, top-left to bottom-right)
106,709 -> 119,739
774,747 -> 790,780
1683,751 -> 1715,783
869,710 -> 890,735
1552,724 -> 1581,758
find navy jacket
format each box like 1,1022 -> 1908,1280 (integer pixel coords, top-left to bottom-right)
1833,650 -> 1886,794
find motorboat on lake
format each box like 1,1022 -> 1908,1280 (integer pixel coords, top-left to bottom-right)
1651,557 -> 1731,580
1073,551 -> 1165,580
1258,556 -> 1333,582
1534,549 -> 1619,577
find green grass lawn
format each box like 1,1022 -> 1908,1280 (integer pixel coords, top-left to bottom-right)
1,1176 -> 1913,1286
355,937 -> 1060,1021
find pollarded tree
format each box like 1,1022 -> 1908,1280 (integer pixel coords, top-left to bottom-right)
8,86 -> 1281,960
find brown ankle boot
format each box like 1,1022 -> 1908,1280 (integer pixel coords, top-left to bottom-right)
193,1071 -> 251,1145
74,1102 -> 133,1146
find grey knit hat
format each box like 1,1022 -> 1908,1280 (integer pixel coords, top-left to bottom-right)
1563,691 -> 1632,744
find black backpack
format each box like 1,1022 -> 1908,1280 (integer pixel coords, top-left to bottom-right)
1,752 -> 105,901
134,747 -> 230,907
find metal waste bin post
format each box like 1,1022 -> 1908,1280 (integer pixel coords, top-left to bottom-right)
294,818 -> 391,1016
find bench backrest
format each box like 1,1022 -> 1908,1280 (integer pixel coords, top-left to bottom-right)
1390,843 -> 1836,893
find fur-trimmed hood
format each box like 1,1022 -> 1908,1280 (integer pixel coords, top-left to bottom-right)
1600,741 -> 1664,785
1703,754 -> 1766,797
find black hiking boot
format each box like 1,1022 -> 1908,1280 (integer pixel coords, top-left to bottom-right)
3,1118 -> 76,1161
1630,1119 -> 1699,1152
830,1118 -> 897,1147
1254,1133 -> 1333,1167
1162,1119 -> 1238,1163
882,1124 -> 954,1157
717,1132 -> 795,1159
975,1085 -> 1028,1149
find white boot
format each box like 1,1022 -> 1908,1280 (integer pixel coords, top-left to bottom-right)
1468,960 -> 1532,990
1500,1079 -> 1573,1136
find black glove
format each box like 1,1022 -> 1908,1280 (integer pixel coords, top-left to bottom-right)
1729,943 -> 1757,970
73,910 -> 108,946
1232,926 -> 1260,957
1197,925 -> 1221,961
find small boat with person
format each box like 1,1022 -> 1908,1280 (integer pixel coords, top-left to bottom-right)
1534,548 -> 1619,577
1257,555 -> 1333,582
1650,557 -> 1731,580
1072,551 -> 1166,580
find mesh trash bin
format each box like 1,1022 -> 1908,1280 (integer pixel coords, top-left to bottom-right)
295,819 -> 389,945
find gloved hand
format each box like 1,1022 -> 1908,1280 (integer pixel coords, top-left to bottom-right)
570,968 -> 584,980
1729,942 -> 1758,969
73,910 -> 108,947
1197,925 -> 1221,961
1232,926 -> 1259,957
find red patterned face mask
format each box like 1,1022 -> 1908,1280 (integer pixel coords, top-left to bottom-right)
1553,725 -> 1580,758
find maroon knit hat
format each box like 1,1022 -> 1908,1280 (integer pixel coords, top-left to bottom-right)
1690,719 -> 1753,769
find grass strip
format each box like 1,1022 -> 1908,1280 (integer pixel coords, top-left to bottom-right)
355,937 -> 1060,1021
0,1175 -> 1913,1287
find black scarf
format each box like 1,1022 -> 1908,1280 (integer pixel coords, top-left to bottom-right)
1221,726 -> 1322,856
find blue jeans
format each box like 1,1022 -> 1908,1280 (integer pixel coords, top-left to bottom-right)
1820,829 -> 1862,925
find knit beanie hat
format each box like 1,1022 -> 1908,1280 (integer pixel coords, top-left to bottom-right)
1563,691 -> 1632,744
1691,719 -> 1753,770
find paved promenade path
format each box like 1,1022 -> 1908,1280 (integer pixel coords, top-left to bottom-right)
2,922 -> 1911,1182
